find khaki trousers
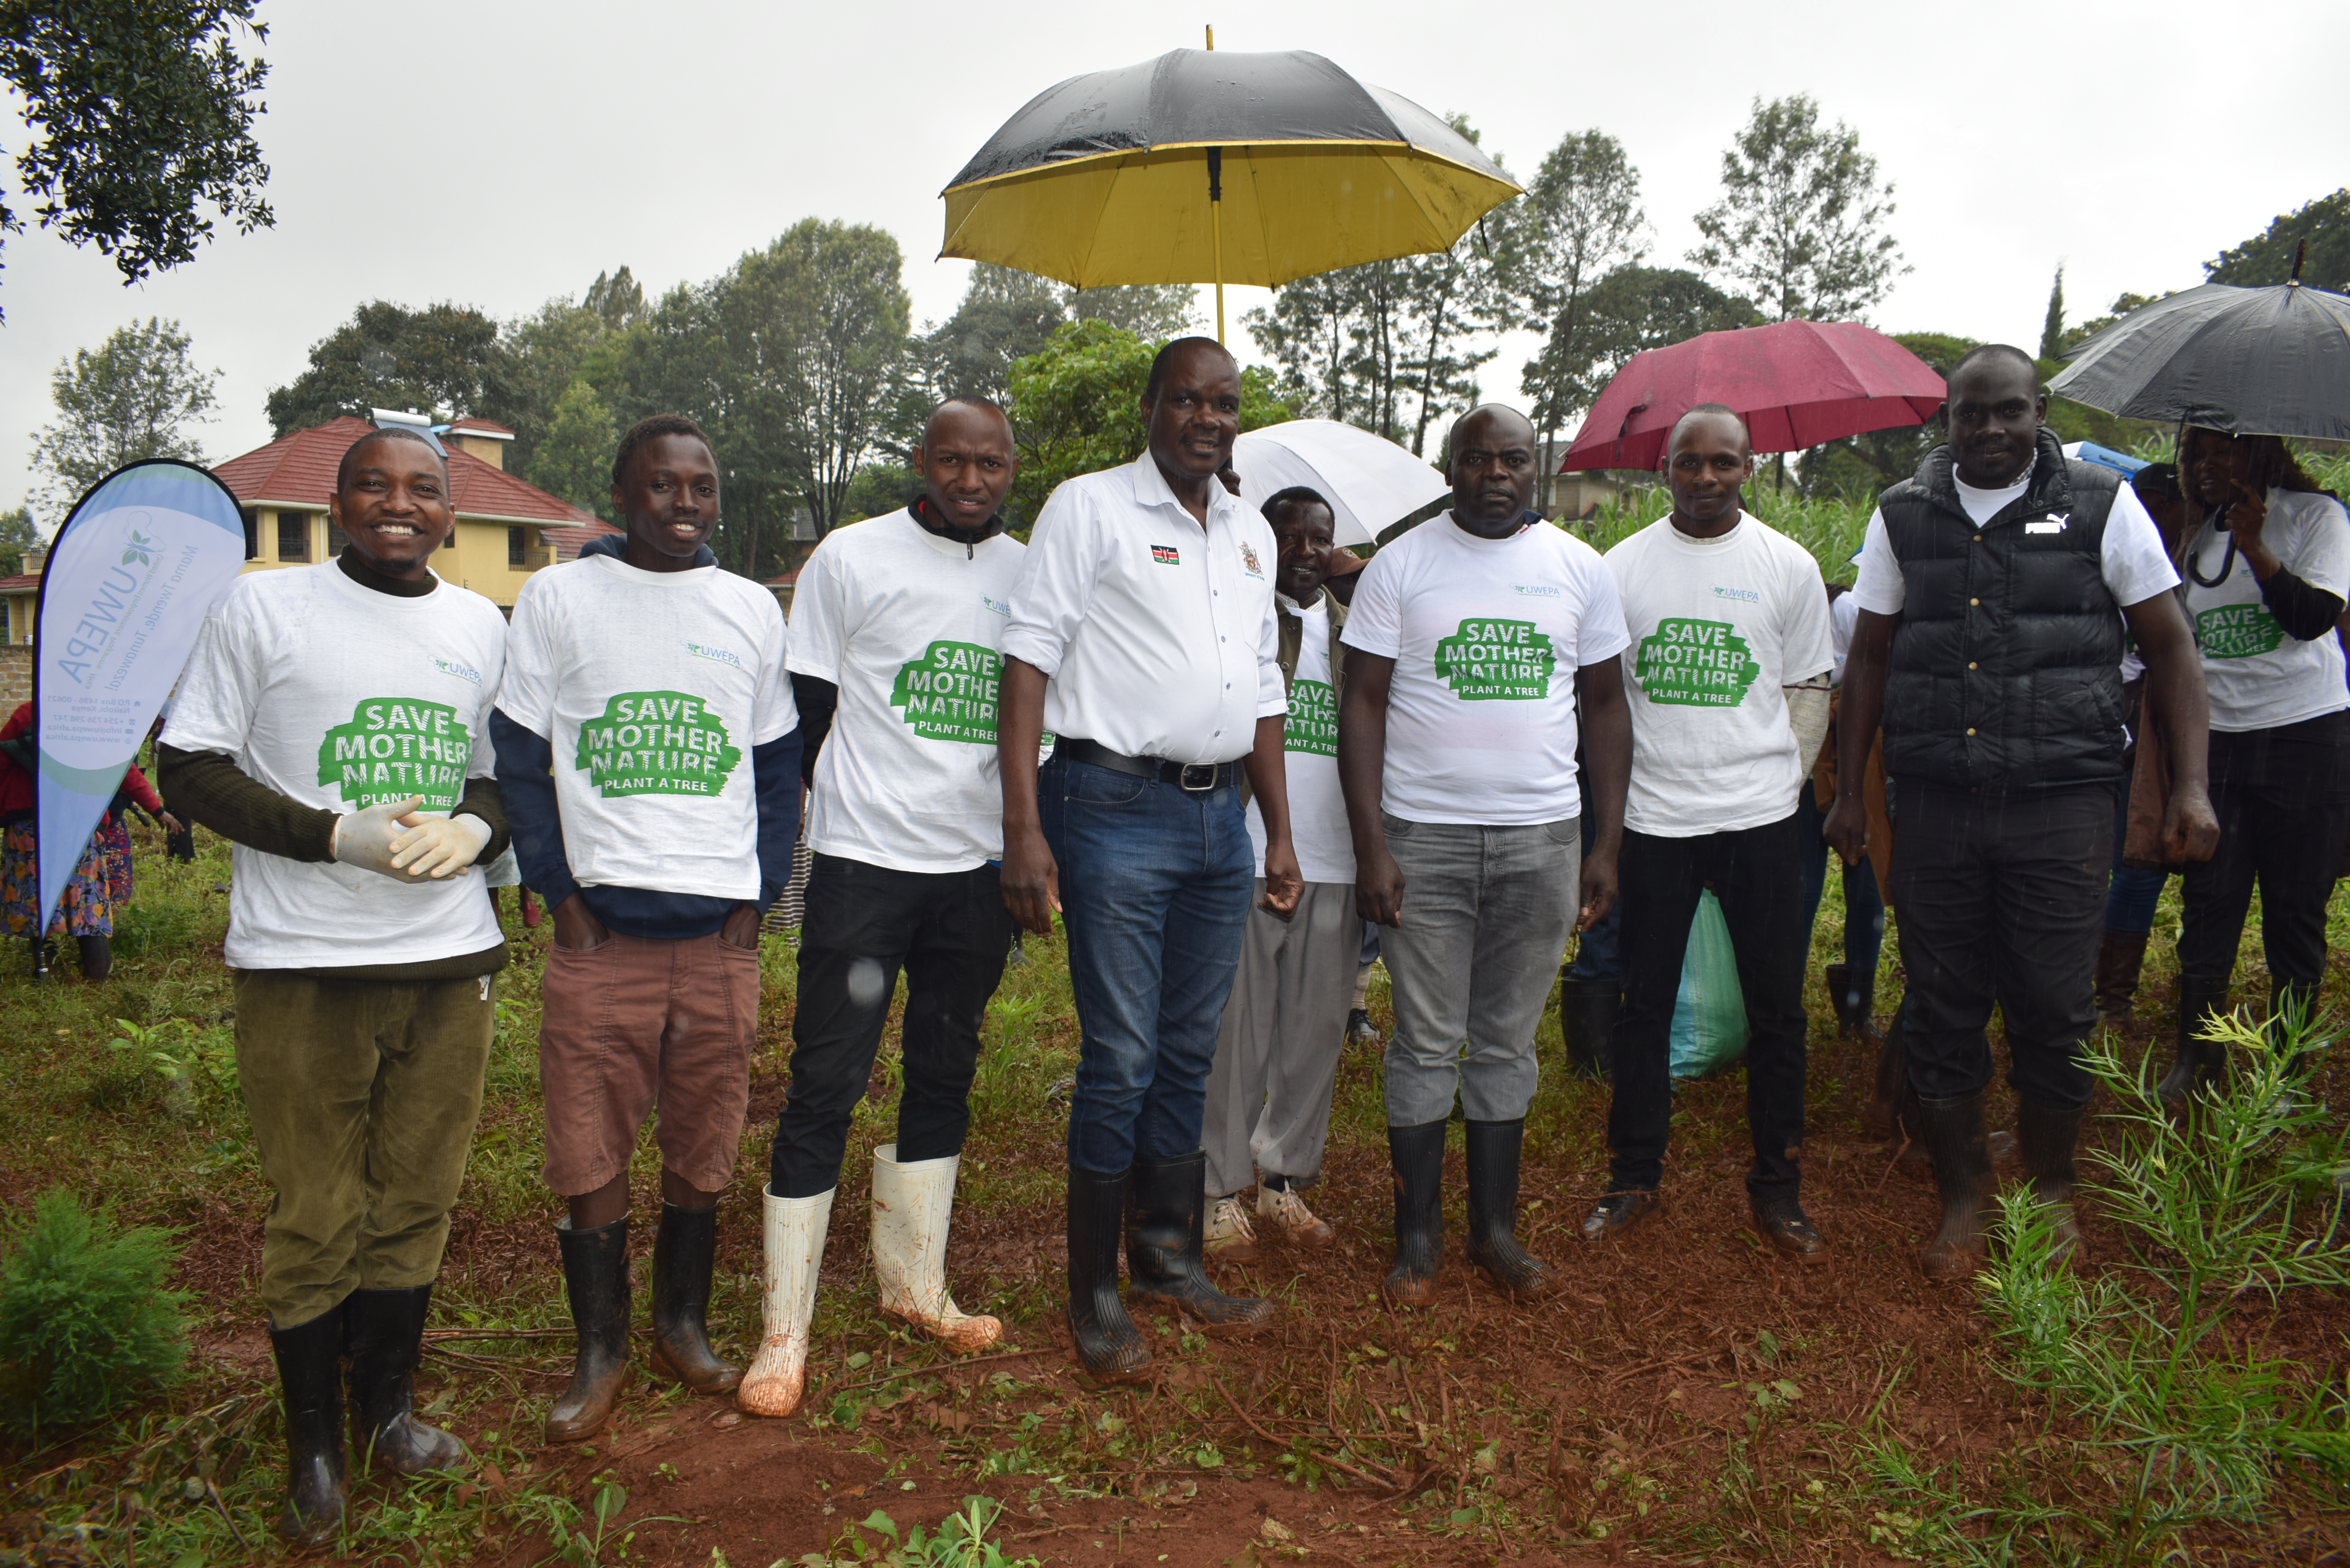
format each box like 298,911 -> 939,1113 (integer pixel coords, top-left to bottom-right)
233,969 -> 494,1329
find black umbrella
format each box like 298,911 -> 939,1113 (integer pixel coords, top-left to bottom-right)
2050,266 -> 2350,440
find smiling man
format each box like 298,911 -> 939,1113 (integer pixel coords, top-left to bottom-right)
1586,406 -> 1834,1262
734,399 -> 1027,1419
998,336 -> 1299,1382
1340,403 -> 1631,1307
158,423 -> 511,1543
1827,347 -> 2217,1282
493,414 -> 801,1439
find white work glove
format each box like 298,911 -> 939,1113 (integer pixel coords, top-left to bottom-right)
331,797 -> 491,881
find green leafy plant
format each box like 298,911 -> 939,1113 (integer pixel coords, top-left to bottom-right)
1978,1010 -> 2350,1557
0,1190 -> 190,1435
821,1496 -> 1041,1568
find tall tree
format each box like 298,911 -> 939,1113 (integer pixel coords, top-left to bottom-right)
583,265 -> 646,329
264,301 -> 506,434
0,506 -> 37,572
1503,130 -> 1649,439
918,263 -> 1067,406
29,317 -> 217,517
1544,265 -> 1757,417
1689,95 -> 1906,322
0,1 -> 272,319
2206,189 -> 2349,292
1066,284 -> 1197,339
524,377 -> 620,517
2039,266 -> 2066,360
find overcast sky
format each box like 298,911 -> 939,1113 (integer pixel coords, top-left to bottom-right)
4,0 -> 2345,519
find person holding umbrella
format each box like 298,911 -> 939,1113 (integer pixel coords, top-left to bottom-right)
2162,429 -> 2350,1098
1827,346 -> 2218,1283
998,337 -> 1300,1382
1340,403 -> 1631,1305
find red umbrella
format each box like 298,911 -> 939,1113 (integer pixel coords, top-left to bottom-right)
1557,320 -> 1946,472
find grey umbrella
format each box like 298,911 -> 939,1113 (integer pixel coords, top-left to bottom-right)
2049,275 -> 2350,440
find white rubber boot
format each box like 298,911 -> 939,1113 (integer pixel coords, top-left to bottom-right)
871,1144 -> 1002,1354
735,1185 -> 833,1417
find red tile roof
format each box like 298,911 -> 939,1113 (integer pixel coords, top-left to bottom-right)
765,567 -> 803,587
0,574 -> 37,593
213,415 -> 596,526
540,521 -> 625,560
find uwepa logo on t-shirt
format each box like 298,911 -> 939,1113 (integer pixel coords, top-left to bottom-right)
684,641 -> 744,669
433,658 -> 483,686
1711,585 -> 1761,604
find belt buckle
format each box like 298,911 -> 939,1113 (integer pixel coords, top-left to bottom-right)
1178,762 -> 1218,793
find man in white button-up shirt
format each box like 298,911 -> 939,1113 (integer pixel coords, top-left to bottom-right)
998,337 -> 1303,1383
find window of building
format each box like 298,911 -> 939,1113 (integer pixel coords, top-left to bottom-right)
240,508 -> 260,561
327,521 -> 350,557
278,514 -> 310,562
442,528 -> 457,550
509,526 -> 527,568
1,602 -> 10,643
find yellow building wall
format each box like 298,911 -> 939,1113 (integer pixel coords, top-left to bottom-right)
235,507 -> 550,609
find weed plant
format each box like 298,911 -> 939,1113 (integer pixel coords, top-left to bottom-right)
0,1191 -> 190,1437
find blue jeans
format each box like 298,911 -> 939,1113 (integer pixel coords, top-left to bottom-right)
1042,754 -> 1257,1174
1795,788 -> 1886,977
2104,765 -> 2169,935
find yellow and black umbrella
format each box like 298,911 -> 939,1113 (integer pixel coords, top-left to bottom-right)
939,42 -> 1521,341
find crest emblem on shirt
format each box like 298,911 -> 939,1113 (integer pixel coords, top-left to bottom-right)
1240,541 -> 1264,577
1151,545 -> 1181,566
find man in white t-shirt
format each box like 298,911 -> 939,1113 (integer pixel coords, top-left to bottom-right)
1201,487 -> 1360,1261
494,415 -> 801,1438
1826,346 -> 2217,1283
159,424 -> 509,1543
1584,406 -> 1835,1261
1340,403 -> 1632,1306
734,399 -> 1024,1419
998,338 -> 1301,1382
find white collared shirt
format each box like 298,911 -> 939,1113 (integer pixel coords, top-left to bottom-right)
1003,456 -> 1286,765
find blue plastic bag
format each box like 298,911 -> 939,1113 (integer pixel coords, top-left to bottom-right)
1668,890 -> 1748,1079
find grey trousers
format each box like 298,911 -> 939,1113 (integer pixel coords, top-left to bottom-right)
1202,880 -> 1360,1197
1379,814 -> 1581,1127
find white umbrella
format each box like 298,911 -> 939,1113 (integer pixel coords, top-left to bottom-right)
1230,419 -> 1450,548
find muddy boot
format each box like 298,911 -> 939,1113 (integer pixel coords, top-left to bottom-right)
736,1187 -> 832,1417
343,1286 -> 465,1474
1827,963 -> 1883,1045
75,933 -> 111,982
1464,1119 -> 1557,1300
546,1217 -> 633,1441
2159,976 -> 2231,1112
1126,1151 -> 1273,1330
1913,1090 -> 1993,1283
1066,1166 -> 1150,1382
1384,1119 -> 1446,1305
649,1203 -> 740,1394
270,1303 -> 347,1547
2093,930 -> 2149,1032
1558,971 -> 1617,1080
2014,1098 -> 2086,1265
1862,1013 -> 1910,1142
871,1144 -> 1001,1353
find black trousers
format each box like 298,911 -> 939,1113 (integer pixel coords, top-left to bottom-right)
1888,782 -> 2112,1109
1608,810 -> 1810,1198
2178,711 -> 2350,1015
769,854 -> 1016,1199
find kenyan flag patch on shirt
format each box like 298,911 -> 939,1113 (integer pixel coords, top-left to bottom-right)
890,640 -> 1003,744
1434,618 -> 1554,700
1151,545 -> 1180,566
574,691 -> 741,798
316,698 -> 472,810
1635,617 -> 1762,706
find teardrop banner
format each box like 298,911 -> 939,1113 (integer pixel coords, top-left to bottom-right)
33,460 -> 248,937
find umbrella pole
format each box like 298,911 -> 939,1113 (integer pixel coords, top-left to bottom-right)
1208,146 -> 1226,343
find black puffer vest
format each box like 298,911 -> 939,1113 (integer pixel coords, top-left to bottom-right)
1880,428 -> 2126,791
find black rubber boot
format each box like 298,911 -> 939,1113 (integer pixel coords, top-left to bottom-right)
2014,1098 -> 2086,1264
2160,976 -> 2231,1111
270,1302 -> 348,1547
546,1217 -> 633,1443
1913,1090 -> 1992,1283
1463,1119 -> 1557,1300
1826,963 -> 1883,1044
343,1286 -> 466,1474
1558,970 -> 1617,1080
649,1203 -> 740,1394
1383,1119 -> 1446,1304
1066,1166 -> 1150,1381
75,933 -> 111,982
2093,930 -> 2150,1031
1124,1151 -> 1272,1331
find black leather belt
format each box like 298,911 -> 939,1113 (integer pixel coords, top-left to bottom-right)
1055,736 -> 1236,792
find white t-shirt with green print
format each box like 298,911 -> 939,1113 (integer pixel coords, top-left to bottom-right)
1341,513 -> 1631,826
2181,489 -> 2350,733
1606,513 -> 1833,837
498,551 -> 795,901
788,509 -> 1026,874
160,562 -> 509,969
1246,594 -> 1354,884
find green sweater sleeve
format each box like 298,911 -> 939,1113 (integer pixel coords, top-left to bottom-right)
156,744 -> 511,865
